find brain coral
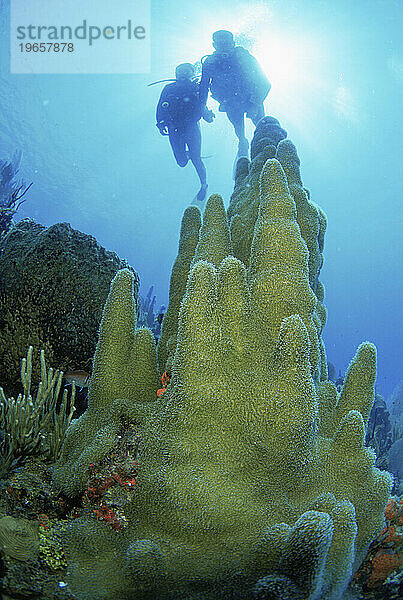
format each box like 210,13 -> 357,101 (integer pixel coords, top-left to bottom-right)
54,131 -> 393,600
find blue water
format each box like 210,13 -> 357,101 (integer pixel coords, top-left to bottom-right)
0,0 -> 402,400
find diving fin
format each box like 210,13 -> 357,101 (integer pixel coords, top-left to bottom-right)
190,183 -> 208,207
232,139 -> 249,179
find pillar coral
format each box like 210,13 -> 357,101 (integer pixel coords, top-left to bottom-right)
55,134 -> 392,600
53,269 -> 159,496
157,206 -> 201,373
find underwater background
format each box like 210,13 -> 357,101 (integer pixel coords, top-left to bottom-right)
0,0 -> 402,399
0,1 -> 403,599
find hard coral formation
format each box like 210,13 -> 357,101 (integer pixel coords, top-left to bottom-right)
0,219 -> 138,396
53,269 -> 159,496
157,206 -> 201,372
354,497 -> 402,591
138,285 -> 166,340
228,117 -> 327,382
0,514 -> 39,561
54,124 -> 392,600
365,393 -> 393,469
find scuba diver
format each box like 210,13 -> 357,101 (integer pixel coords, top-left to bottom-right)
156,62 -> 215,203
199,30 -> 271,158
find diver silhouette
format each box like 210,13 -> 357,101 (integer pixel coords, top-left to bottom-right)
199,30 -> 271,159
156,63 -> 215,204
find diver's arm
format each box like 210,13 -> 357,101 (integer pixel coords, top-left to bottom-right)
156,86 -> 169,134
156,87 -> 168,125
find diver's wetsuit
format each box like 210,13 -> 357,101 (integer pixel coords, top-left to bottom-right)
199,46 -> 270,147
156,79 -> 206,187
168,122 -> 201,168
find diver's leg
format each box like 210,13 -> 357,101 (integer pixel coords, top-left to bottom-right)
169,128 -> 188,167
187,123 -> 207,185
226,103 -> 246,142
187,122 -> 208,202
251,102 -> 265,126
226,104 -> 249,156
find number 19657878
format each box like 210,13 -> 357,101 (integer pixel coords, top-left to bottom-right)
19,43 -> 74,52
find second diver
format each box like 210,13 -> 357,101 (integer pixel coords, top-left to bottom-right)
156,62 -> 214,203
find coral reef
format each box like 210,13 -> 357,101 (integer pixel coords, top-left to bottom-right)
0,457 -> 80,599
53,126 -> 393,600
354,497 -> 402,591
0,218 -> 139,396
363,392 -> 403,495
157,206 -> 201,372
38,514 -> 68,571
388,440 -> 403,496
388,381 -> 403,432
138,285 -> 157,328
386,383 -> 403,495
365,393 -> 393,469
228,117 -> 328,383
138,285 -> 166,341
0,346 -> 75,477
53,269 -> 159,496
0,514 -> 39,560
0,151 -> 32,237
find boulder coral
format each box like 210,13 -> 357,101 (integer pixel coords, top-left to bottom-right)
0,219 -> 139,396
54,127 -> 393,600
